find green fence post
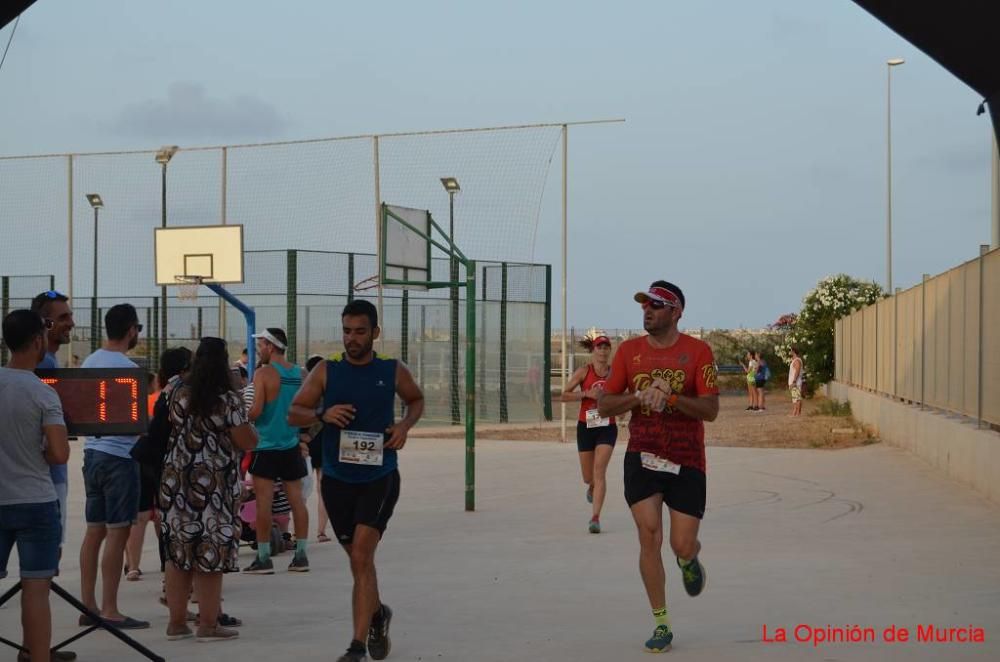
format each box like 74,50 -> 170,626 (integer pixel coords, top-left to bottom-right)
1,277 -> 8,365
465,259 -> 477,512
401,289 -> 409,363
479,266 -> 487,418
543,265 -> 552,421
500,262 -> 508,423
90,295 -> 99,354
347,253 -> 355,304
287,249 -> 298,363
49,275 -> 55,291
146,306 -> 153,364
152,297 -> 160,359
197,306 -> 204,341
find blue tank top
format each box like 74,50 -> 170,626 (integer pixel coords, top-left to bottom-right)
322,353 -> 397,483
256,362 -> 303,451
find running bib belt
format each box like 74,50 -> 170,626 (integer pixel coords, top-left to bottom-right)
339,430 -> 384,466
640,452 -> 681,474
586,408 -> 610,429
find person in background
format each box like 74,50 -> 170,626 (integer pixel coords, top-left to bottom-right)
78,303 -> 148,629
787,347 -> 804,417
159,338 -> 256,642
754,351 -> 769,412
303,354 -> 331,542
0,309 -> 71,662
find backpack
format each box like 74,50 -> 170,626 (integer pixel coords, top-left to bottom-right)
758,361 -> 771,382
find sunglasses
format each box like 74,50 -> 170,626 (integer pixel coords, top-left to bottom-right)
642,299 -> 674,311
134,323 -> 144,333
42,290 -> 66,299
43,318 -> 54,330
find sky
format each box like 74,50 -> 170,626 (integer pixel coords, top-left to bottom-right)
0,0 -> 995,331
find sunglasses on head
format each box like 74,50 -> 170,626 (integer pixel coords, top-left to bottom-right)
43,290 -> 65,299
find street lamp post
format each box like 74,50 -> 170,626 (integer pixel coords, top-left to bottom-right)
86,194 -> 104,353
155,145 -> 178,358
886,58 -> 904,293
440,177 -> 461,425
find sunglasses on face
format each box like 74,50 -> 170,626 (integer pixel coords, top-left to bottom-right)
134,323 -> 144,333
642,300 -> 674,311
43,318 -> 54,330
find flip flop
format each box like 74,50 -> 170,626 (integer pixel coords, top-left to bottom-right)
317,532 -> 331,543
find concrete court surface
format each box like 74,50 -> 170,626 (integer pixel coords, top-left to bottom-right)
2,438 -> 999,661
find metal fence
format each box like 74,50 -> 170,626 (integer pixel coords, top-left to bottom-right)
834,245 -> 1000,427
0,250 -> 552,426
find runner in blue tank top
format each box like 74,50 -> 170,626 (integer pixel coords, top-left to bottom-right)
244,327 -> 311,575
290,300 -> 424,662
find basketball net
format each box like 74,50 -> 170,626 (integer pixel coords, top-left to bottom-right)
175,275 -> 203,301
353,274 -> 380,292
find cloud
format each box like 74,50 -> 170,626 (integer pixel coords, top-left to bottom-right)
113,82 -> 285,141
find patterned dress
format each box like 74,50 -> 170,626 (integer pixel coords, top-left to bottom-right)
158,386 -> 248,573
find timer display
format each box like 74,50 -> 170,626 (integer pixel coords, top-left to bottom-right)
35,368 -> 149,436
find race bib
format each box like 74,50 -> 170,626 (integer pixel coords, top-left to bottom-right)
585,408 -> 610,429
339,430 -> 384,466
640,452 -> 681,474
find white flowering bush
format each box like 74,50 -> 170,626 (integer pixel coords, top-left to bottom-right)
776,274 -> 885,390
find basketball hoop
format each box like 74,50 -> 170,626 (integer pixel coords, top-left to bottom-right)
174,275 -> 203,302
353,274 -> 380,292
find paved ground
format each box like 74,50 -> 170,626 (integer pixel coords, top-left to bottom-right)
2,438 -> 999,661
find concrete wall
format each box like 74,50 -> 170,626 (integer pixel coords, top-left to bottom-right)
828,381 -> 1000,504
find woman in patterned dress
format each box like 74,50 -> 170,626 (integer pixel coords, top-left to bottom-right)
159,337 -> 257,642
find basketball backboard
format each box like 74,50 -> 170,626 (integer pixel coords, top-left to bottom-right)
154,225 -> 244,286
381,205 -> 431,290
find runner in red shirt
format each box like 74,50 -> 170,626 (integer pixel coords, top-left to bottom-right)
559,330 -> 616,534
598,280 -> 719,654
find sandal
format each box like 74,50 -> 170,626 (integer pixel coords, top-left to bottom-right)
317,532 -> 331,543
196,612 -> 242,628
166,625 -> 194,641
196,626 -> 239,643
126,569 -> 141,581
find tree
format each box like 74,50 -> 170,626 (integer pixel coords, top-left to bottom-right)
777,275 -> 885,390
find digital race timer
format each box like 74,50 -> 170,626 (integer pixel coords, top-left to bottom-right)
35,368 -> 150,436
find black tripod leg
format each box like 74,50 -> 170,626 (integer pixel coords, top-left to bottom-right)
49,582 -> 165,662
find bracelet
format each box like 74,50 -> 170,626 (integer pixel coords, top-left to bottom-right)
666,393 -> 679,408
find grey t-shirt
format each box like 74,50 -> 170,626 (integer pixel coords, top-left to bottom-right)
0,367 -> 64,506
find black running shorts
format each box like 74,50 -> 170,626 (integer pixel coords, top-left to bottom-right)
248,447 -> 308,482
576,421 -> 618,453
623,451 -> 706,519
321,471 -> 401,545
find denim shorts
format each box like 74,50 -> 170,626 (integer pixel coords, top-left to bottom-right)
0,500 -> 62,579
82,449 -> 140,528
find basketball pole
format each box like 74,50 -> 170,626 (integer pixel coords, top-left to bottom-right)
206,283 -> 257,379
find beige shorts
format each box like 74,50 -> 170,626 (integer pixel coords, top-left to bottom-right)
789,386 -> 802,403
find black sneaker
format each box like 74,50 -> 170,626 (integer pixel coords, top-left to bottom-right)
367,604 -> 392,660
18,650 -> 78,661
288,551 -> 309,572
336,641 -> 368,662
243,557 -> 274,575
677,555 -> 707,596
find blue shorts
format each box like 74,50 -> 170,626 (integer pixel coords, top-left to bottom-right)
0,500 -> 62,580
82,449 -> 140,528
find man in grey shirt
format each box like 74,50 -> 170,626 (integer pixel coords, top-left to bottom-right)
0,309 -> 71,662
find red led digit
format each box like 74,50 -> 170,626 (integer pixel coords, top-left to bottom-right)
99,379 -> 107,422
115,377 -> 140,422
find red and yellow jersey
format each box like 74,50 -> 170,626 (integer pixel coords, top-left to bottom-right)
604,334 -> 718,472
578,364 -> 615,425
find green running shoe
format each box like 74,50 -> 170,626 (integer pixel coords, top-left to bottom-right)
588,517 -> 600,534
586,485 -> 593,503
677,555 -> 706,597
644,624 -> 673,653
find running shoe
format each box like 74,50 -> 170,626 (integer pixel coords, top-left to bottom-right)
288,551 -> 310,572
588,517 -> 601,534
336,641 -> 368,661
677,555 -> 707,596
586,485 -> 593,504
644,624 -> 673,653
367,604 -> 392,660
243,557 -> 274,575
